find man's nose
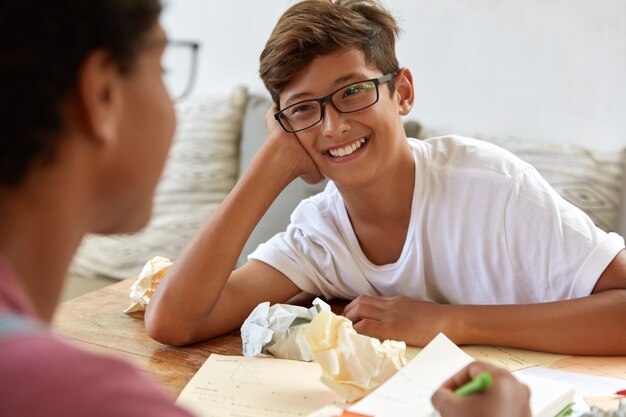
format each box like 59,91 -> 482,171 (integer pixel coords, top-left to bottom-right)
320,101 -> 350,137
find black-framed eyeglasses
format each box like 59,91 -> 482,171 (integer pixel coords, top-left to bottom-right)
160,40 -> 199,102
274,72 -> 398,133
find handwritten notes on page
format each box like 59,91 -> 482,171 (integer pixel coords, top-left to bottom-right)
405,344 -> 568,372
461,345 -> 568,371
176,354 -> 345,417
548,356 -> 626,381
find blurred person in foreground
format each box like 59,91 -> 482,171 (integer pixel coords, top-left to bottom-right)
0,0 -> 194,415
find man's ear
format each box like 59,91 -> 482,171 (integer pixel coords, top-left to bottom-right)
395,67 -> 415,116
76,50 -> 123,145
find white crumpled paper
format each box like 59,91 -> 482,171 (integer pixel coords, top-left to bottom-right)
124,256 -> 172,313
302,310 -> 407,402
241,298 -> 331,361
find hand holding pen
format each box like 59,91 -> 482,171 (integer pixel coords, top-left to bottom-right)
431,361 -> 532,417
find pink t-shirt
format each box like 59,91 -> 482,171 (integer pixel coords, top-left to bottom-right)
0,258 -> 195,417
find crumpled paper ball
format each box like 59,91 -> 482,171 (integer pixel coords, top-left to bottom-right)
302,310 -> 407,402
124,256 -> 172,313
241,298 -> 330,361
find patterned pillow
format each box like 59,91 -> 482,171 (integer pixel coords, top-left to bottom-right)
70,87 -> 249,280
419,128 -> 626,233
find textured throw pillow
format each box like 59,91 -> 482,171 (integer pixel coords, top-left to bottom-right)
70,86 -> 249,280
418,127 -> 626,232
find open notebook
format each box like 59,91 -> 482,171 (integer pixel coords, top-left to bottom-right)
175,333 -> 574,417
347,333 -> 575,417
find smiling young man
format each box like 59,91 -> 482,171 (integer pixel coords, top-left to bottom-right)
146,0 -> 626,357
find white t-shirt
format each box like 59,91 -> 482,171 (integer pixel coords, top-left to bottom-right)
250,136 -> 625,304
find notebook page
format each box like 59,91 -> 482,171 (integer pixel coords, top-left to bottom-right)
176,354 -> 345,417
349,333 -> 575,417
348,333 -> 474,417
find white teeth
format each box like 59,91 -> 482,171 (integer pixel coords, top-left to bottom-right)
329,138 -> 367,157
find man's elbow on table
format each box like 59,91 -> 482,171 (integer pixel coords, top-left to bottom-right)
144,305 -> 198,347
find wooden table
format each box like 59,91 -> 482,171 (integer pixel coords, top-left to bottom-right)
52,278 -> 242,398
53,278 -> 626,401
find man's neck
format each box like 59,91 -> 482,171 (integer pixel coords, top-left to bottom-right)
0,162 -> 92,322
337,142 -> 416,265
339,141 -> 415,227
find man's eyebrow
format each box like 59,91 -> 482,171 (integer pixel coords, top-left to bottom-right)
283,73 -> 365,106
284,91 -> 314,105
334,74 -> 359,85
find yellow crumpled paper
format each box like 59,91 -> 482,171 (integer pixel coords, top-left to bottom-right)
123,256 -> 172,313
302,310 -> 407,403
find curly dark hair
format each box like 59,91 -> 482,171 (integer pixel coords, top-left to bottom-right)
259,0 -> 401,106
0,0 -> 162,187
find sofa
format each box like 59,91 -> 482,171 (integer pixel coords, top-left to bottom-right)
69,86 -> 626,281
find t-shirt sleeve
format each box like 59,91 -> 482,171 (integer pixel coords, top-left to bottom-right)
503,166 -> 625,300
0,334 -> 195,417
249,197 -> 372,300
249,223 -> 343,299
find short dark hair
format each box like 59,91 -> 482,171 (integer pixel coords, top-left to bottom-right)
259,0 -> 401,106
0,0 -> 162,187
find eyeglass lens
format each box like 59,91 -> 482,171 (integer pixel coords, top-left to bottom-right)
161,42 -> 197,101
281,80 -> 379,132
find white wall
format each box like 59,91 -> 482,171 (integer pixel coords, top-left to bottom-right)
161,0 -> 626,231
161,1 -> 288,96
162,0 -> 626,150
394,0 -> 626,150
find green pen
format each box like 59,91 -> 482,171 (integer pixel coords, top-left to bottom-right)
430,372 -> 495,417
454,371 -> 493,396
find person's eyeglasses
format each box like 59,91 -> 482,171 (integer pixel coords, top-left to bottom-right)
161,40 -> 199,101
274,72 -> 398,133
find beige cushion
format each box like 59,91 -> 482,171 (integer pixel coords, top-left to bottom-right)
70,87 -> 249,280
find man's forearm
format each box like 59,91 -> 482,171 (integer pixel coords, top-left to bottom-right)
446,289 -> 626,355
144,147 -> 300,345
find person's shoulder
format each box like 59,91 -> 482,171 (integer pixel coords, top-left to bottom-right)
416,134 -> 517,160
292,180 -> 340,217
416,135 -> 532,179
0,332 -> 189,417
283,181 -> 347,239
